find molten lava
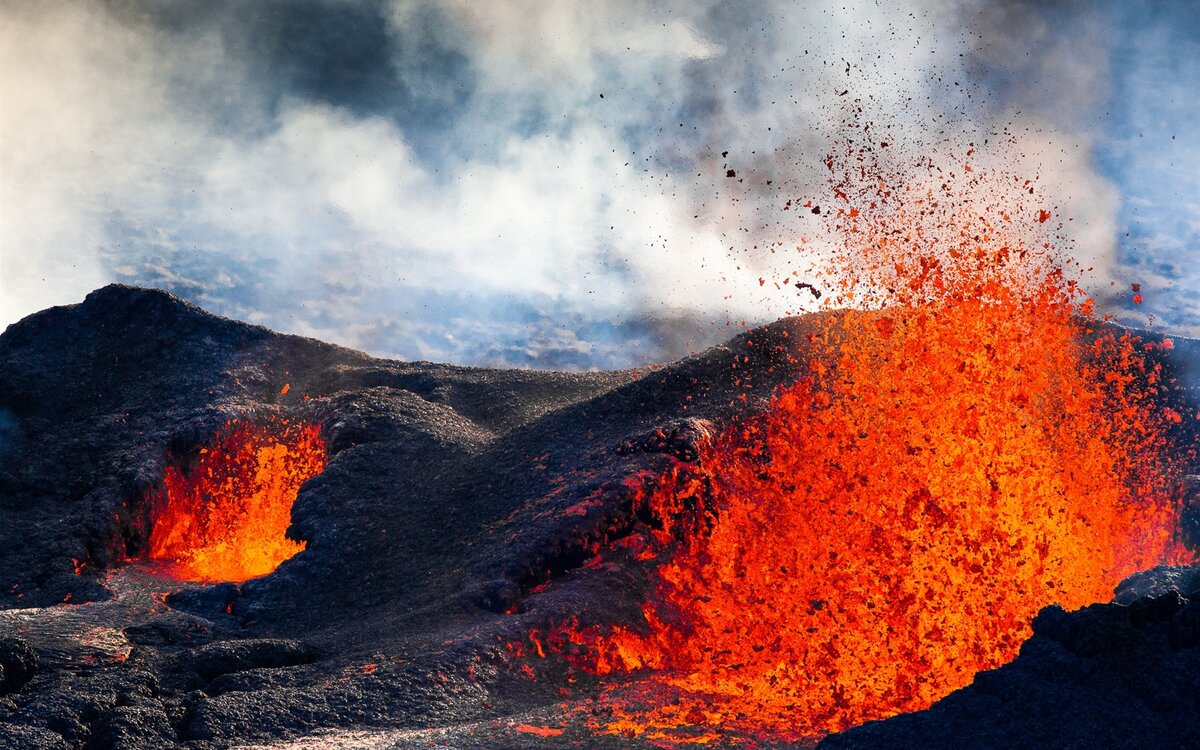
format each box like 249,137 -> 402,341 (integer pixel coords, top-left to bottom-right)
147,418 -> 326,582
541,139 -> 1196,743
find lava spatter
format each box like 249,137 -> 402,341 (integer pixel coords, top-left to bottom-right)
543,137 -> 1195,743
147,418 -> 326,583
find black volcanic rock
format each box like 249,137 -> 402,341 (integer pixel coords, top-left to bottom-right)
87,705 -> 176,750
818,567 -> 1200,750
190,638 -> 315,681
1,284 -> 1199,749
0,724 -> 70,750
0,285 -> 799,748
0,638 -> 39,694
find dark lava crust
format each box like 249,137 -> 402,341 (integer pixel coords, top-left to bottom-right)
2,284 -> 1199,749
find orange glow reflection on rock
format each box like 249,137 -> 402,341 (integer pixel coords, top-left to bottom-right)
148,419 -> 326,582
565,141 -> 1195,743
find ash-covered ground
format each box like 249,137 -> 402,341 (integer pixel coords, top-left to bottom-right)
2,285 -> 1200,749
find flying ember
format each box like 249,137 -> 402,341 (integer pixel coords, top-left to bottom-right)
146,418 -> 327,583
536,135 -> 1196,743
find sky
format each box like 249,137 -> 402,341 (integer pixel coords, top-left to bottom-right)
1,0 -> 1197,369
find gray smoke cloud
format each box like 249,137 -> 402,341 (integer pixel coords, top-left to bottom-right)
2,0 -> 1194,367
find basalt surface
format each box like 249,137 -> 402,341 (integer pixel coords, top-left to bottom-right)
1,285 -> 1199,749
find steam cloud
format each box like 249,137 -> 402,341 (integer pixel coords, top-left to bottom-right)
2,0 -> 1197,367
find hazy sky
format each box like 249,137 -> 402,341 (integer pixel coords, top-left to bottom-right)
2,0 -> 1197,368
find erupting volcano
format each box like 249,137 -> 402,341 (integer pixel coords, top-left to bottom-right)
3,146 -> 1200,750
529,138 -> 1198,744
146,418 -> 327,583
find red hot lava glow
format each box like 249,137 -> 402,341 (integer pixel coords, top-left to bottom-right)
147,418 -> 326,583
535,140 -> 1196,744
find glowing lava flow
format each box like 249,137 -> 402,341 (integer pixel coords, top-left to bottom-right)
147,419 -> 326,582
543,141 -> 1196,743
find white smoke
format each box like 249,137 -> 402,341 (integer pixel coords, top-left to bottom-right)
0,0 -> 1173,366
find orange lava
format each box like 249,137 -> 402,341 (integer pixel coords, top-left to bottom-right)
147,418 -> 326,582
551,139 -> 1196,743
513,724 -> 566,737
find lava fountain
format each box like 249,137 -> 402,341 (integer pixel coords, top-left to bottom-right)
146,418 -> 326,583
542,137 -> 1196,743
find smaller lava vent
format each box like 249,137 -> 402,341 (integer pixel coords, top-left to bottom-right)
146,418 -> 326,583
